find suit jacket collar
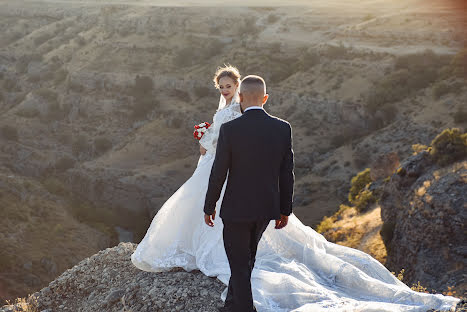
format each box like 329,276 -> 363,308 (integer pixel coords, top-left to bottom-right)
242,108 -> 267,116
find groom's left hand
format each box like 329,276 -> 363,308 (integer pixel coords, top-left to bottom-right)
204,210 -> 216,227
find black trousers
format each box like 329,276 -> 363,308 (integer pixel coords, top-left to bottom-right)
222,218 -> 271,312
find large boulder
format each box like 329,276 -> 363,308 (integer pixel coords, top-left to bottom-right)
0,243 -> 225,312
380,150 -> 466,293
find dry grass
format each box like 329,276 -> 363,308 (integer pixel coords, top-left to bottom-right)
3,297 -> 39,312
317,206 -> 387,264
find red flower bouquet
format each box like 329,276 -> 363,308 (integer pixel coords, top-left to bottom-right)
193,122 -> 211,140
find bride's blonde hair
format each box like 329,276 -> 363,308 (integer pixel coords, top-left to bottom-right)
213,64 -> 241,89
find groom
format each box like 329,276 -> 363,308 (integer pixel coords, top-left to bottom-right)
203,75 -> 295,312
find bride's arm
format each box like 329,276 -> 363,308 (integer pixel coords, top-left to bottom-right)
199,104 -> 242,154
199,124 -> 217,153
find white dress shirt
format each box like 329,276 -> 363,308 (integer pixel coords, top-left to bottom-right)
243,106 -> 264,113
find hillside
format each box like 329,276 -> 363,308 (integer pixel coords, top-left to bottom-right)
1,0 -> 466,304
317,128 -> 466,296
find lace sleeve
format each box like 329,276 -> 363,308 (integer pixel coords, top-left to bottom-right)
199,103 -> 242,154
199,124 -> 217,151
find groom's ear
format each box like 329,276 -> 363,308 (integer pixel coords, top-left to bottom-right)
262,94 -> 269,104
239,93 -> 244,103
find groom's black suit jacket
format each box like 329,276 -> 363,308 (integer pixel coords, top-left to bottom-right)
204,108 -> 294,221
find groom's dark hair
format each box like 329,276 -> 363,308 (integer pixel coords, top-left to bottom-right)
240,75 -> 266,98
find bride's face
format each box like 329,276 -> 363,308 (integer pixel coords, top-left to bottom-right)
218,76 -> 238,102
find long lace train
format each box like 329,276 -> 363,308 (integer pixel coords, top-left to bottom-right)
131,152 -> 460,312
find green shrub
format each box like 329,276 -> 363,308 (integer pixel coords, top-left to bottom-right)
316,215 -> 335,234
348,168 -> 372,203
316,204 -> 351,233
1,125 -> 18,141
53,223 -> 65,235
352,189 -> 377,212
411,143 -> 428,154
429,128 -> 467,166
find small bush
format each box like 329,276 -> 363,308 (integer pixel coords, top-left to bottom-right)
323,43 -> 349,59
132,97 -> 159,120
266,14 -> 280,24
75,35 -> 86,46
453,109 -> 467,124
316,215 -> 335,234
316,204 -> 351,233
352,189 -> 377,212
411,143 -> 428,154
94,137 -> 113,154
1,125 -> 18,141
42,177 -> 69,196
53,223 -> 65,235
133,75 -> 154,95
72,135 -> 90,157
348,168 -> 372,203
429,128 -> 467,166
54,155 -> 75,172
362,13 -> 375,21
54,68 -> 68,84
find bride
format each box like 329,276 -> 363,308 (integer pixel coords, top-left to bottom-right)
131,65 -> 460,312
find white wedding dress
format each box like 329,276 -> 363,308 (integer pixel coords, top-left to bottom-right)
131,101 -> 460,312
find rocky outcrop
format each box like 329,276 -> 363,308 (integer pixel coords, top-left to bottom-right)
1,242 -> 466,312
379,150 -> 466,294
0,243 -> 225,312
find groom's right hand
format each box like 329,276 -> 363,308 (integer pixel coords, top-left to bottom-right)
204,210 -> 216,227
275,214 -> 288,229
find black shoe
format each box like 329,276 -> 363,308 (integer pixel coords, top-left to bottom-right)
217,306 -> 232,312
